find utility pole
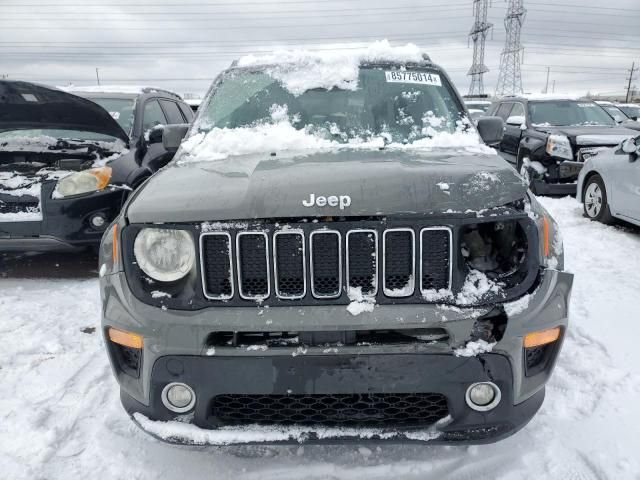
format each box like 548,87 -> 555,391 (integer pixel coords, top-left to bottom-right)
95,67 -> 101,86
495,0 -> 527,96
552,79 -> 556,93
543,67 -> 550,94
625,62 -> 636,103
467,0 -> 492,97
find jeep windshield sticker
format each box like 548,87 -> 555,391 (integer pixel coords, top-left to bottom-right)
384,71 -> 442,86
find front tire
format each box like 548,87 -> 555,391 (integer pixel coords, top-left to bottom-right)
583,174 -> 615,224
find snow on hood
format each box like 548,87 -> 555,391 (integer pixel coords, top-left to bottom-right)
0,134 -> 127,155
236,40 -> 426,95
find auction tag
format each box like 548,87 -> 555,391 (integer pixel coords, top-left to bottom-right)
385,71 -> 441,86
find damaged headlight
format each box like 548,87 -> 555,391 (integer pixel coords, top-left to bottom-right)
546,135 -> 573,160
461,220 -> 529,288
133,228 -> 195,282
54,166 -> 112,198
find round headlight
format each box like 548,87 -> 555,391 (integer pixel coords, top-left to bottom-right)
133,228 -> 195,282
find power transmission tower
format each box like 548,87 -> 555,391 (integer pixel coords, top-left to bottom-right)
495,0 -> 526,96
625,62 -> 636,102
467,0 -> 492,97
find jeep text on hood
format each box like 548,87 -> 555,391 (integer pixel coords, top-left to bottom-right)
100,42 -> 572,445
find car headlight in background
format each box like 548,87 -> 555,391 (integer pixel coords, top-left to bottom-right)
133,228 -> 195,282
546,135 -> 573,160
54,166 -> 112,198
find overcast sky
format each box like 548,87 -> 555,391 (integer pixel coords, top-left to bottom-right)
1,0 -> 638,98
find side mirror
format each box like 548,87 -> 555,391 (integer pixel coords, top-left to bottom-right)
476,116 -> 504,146
163,124 -> 190,153
146,125 -> 164,144
506,115 -> 525,127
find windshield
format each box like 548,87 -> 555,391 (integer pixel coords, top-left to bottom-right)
0,128 -> 121,146
618,105 -> 640,119
528,101 -> 616,127
87,98 -> 135,135
195,66 -> 468,144
602,105 -> 627,123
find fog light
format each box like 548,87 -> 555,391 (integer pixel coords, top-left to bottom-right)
465,382 -> 501,411
161,382 -> 196,413
90,214 -> 106,229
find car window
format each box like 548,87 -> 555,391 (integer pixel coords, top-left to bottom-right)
528,101 -> 616,127
178,102 -> 194,122
495,103 -> 514,121
509,103 -> 525,118
159,100 -> 185,124
88,97 -> 135,135
142,99 -> 168,131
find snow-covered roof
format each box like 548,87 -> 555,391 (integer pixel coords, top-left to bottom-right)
59,85 -> 181,97
616,103 -> 640,108
234,40 -> 431,95
509,93 -> 585,101
464,100 -> 492,105
185,98 -> 202,106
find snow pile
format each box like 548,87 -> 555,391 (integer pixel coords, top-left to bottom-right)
455,269 -> 504,305
346,287 -> 376,316
453,339 -> 496,357
237,40 -> 425,95
134,413 -> 446,445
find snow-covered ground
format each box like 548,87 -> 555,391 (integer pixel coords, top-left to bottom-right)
1,196 -> 640,479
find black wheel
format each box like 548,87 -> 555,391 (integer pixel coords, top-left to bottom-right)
582,174 -> 615,224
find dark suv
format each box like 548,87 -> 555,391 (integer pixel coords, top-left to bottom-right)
0,82 -> 192,252
489,96 -> 638,195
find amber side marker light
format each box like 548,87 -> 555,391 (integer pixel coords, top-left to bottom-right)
108,327 -> 143,349
542,216 -> 550,258
112,224 -> 118,263
524,327 -> 560,348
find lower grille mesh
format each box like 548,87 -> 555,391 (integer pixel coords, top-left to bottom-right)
212,393 -> 449,427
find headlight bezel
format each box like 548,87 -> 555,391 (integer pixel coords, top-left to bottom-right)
53,166 -> 112,199
545,134 -> 573,160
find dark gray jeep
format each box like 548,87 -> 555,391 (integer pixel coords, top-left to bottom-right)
99,49 -> 573,445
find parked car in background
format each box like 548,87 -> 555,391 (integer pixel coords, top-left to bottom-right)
595,101 -> 640,131
489,95 -> 638,195
577,135 -> 640,226
185,97 -> 202,112
0,81 -> 192,252
100,47 -> 572,445
464,99 -> 492,113
616,103 -> 640,121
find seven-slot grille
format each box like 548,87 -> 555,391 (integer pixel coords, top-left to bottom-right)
200,225 -> 452,303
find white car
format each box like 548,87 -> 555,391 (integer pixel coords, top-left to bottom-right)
577,136 -> 640,226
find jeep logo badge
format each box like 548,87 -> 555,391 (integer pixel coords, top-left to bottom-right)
302,193 -> 351,210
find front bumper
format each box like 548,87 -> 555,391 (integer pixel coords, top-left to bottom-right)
122,354 -> 545,445
531,179 -> 577,196
101,268 -> 573,444
0,182 -> 127,251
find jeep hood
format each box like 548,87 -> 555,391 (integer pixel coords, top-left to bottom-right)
0,80 -> 129,143
126,149 -> 526,223
536,125 -> 637,146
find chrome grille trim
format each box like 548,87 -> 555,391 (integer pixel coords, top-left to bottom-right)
199,232 -> 234,301
345,229 -> 379,297
236,231 -> 271,301
309,230 -> 342,299
419,227 -> 453,294
273,230 -> 306,300
382,228 -> 416,297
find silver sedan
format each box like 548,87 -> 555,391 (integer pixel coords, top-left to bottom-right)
577,136 -> 640,226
